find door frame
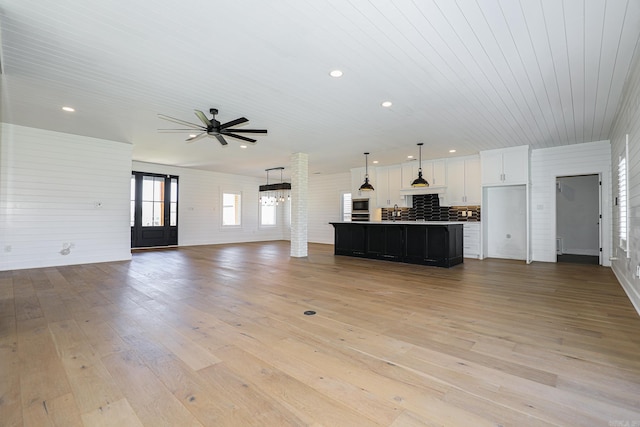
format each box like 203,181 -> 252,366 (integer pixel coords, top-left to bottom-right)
554,173 -> 602,265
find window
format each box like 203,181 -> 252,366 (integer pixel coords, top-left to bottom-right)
260,198 -> 277,226
130,175 -> 136,226
169,177 -> 178,226
342,192 -> 352,221
618,135 -> 629,254
223,192 -> 241,226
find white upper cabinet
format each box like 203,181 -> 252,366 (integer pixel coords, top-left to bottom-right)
480,145 -> 529,186
401,159 -> 446,189
444,155 -> 481,205
375,165 -> 409,207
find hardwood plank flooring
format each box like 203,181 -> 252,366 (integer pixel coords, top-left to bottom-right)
1,241 -> 640,426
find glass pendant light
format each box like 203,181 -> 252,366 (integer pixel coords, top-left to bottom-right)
411,143 -> 429,187
359,152 -> 374,191
259,167 -> 291,205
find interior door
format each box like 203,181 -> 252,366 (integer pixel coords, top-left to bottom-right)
131,172 -> 178,248
485,185 -> 527,260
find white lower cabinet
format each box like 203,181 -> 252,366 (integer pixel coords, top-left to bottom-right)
463,222 -> 481,259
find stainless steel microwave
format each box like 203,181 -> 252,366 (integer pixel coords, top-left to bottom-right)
352,198 -> 369,212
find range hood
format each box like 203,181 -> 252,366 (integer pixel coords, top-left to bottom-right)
399,185 -> 446,196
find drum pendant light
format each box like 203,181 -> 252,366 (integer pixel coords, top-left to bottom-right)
411,143 -> 429,187
359,152 -> 374,191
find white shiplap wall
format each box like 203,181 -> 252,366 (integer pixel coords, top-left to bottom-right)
609,50 -> 640,315
0,124 -> 132,270
530,140 -> 612,265
308,172 -> 351,244
132,161 -> 287,246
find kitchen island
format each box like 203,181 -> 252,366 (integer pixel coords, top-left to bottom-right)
329,221 -> 464,268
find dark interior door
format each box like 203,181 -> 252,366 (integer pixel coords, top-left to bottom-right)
131,172 -> 178,248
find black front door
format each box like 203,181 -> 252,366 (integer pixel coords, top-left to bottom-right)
131,172 -> 178,248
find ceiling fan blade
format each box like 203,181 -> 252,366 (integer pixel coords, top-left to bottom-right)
223,132 -> 257,143
214,134 -> 229,146
158,114 -> 204,129
219,117 -> 248,129
159,128 -> 204,131
222,128 -> 267,134
195,110 -> 213,127
186,132 -> 207,143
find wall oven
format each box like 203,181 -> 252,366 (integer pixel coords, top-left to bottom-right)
351,198 -> 370,222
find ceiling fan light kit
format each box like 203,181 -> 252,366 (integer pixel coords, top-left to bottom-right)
158,108 -> 267,146
411,143 -> 429,187
359,152 -> 374,191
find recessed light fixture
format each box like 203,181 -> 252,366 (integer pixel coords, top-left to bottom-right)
449,149 -> 456,153
372,160 -> 379,164
329,69 -> 343,78
240,145 -> 247,149
381,101 -> 393,108
189,134 -> 197,138
62,106 -> 75,112
407,155 -> 414,159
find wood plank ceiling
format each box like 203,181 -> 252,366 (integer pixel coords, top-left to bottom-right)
1,0 -> 639,177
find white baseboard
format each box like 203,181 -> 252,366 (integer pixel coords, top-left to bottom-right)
612,264 -> 640,317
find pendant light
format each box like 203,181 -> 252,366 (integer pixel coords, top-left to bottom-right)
411,143 -> 429,187
359,152 -> 374,191
259,167 -> 291,206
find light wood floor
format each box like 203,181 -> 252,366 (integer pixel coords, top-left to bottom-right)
2,241 -> 640,426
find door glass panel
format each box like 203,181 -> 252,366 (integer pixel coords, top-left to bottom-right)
130,175 -> 136,226
142,201 -> 154,226
154,201 -> 164,226
170,178 -> 178,226
142,176 -> 165,227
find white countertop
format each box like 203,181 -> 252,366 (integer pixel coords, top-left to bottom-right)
331,221 -> 468,225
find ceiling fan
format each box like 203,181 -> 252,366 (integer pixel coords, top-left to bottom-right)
158,108 -> 267,146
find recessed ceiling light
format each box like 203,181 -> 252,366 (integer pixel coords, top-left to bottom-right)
372,160 -> 379,164
329,69 -> 343,78
407,155 -> 414,159
381,101 -> 392,108
189,134 -> 197,138
62,106 -> 75,112
240,145 -> 247,149
449,149 -> 456,153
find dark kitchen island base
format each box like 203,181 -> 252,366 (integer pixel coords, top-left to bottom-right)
330,221 -> 463,268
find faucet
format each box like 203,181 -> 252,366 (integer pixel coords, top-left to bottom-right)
392,204 -> 399,221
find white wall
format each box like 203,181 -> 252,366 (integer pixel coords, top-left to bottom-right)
308,172 -> 350,244
0,124 -> 132,270
132,161 -> 288,246
530,140 -> 612,265
609,50 -> 640,314
556,175 -> 600,256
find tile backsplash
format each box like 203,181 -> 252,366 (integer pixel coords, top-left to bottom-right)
381,194 -> 481,222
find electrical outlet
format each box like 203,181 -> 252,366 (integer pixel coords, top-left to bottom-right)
636,265 -> 640,278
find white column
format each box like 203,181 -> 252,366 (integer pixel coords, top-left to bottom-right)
290,152 -> 308,257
